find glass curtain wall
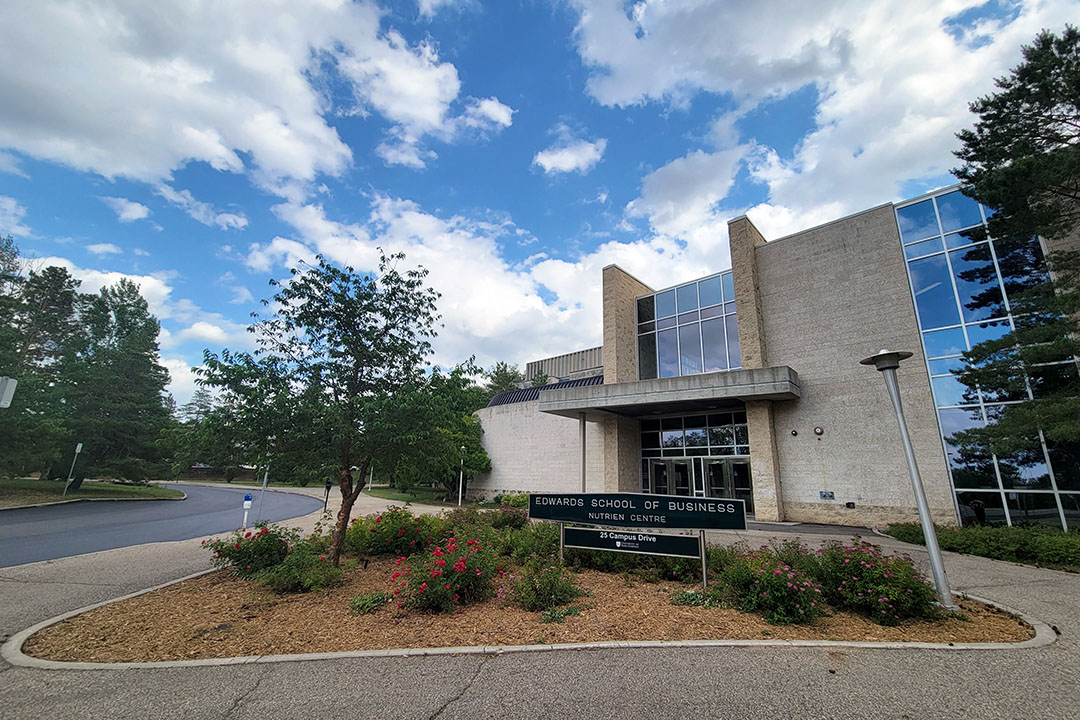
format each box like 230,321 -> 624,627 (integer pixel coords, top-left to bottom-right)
895,188 -> 1079,530
637,272 -> 740,380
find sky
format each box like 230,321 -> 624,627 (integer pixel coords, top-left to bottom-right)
2,0 -> 1077,405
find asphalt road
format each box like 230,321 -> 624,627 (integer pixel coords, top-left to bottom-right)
0,484 -> 323,568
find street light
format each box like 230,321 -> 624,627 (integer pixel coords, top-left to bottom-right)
860,349 -> 955,608
457,445 -> 466,507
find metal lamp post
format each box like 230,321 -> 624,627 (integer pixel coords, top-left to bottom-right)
457,445 -> 466,507
860,349 -> 955,608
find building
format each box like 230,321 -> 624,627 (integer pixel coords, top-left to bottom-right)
472,186 -> 1080,531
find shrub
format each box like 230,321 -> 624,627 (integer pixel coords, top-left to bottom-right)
259,542 -> 343,593
721,551 -> 823,624
345,506 -> 447,557
396,537 -> 498,613
514,555 -> 582,611
349,591 -> 391,615
541,605 -> 582,623
499,492 -> 529,508
670,589 -> 728,608
814,539 -> 939,625
204,523 -> 300,577
489,506 -> 529,530
886,522 -> 1080,571
566,546 -> 702,583
501,522 -> 560,564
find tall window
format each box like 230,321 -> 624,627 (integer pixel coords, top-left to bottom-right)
896,188 -> 1079,530
637,271 -> 740,380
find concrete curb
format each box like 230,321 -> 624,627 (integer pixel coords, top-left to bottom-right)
1,570 -> 1057,672
0,490 -> 188,512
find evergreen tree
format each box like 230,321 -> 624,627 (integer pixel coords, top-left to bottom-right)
950,26 -> 1080,490
530,371 -> 550,387
485,361 -> 523,397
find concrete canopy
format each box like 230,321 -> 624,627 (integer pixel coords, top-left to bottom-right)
537,366 -> 800,420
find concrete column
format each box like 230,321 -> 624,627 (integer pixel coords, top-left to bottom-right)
746,401 -> 784,521
602,264 -> 653,384
579,412 -> 586,492
602,416 -> 641,492
729,215 -> 784,521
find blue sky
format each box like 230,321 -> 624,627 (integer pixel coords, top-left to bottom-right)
1,0 -> 1076,403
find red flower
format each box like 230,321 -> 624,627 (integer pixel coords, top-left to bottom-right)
234,543 -> 240,550
320,557 -> 326,562
445,584 -> 450,590
420,582 -> 427,589
453,594 -> 459,601
376,515 -> 382,523
245,531 -> 252,538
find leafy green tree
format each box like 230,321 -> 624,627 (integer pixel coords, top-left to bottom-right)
199,252 -> 440,565
63,279 -> 172,487
530,371 -> 550,387
485,361 -> 523,397
950,26 -> 1080,493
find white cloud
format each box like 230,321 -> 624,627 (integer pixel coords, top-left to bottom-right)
133,248 -> 151,256
99,196 -> 150,223
532,125 -> 607,175
155,184 -> 248,230
0,1 -> 510,190
0,151 -> 27,178
176,321 -> 230,345
0,195 -> 31,237
161,356 -> 199,406
86,242 -> 122,256
569,0 -> 1078,239
218,271 -> 255,305
460,97 -> 515,132
417,0 -> 469,18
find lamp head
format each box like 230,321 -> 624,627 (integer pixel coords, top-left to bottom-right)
859,348 -> 913,372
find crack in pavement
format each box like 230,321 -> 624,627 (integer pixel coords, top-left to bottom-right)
429,655 -> 494,720
220,666 -> 272,720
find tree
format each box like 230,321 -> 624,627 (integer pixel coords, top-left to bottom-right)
949,26 -> 1080,489
530,371 -> 550,387
485,361 -> 523,397
200,252 -> 440,565
63,279 -> 173,486
953,25 -> 1079,243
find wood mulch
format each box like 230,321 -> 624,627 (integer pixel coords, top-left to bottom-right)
24,557 -> 1033,663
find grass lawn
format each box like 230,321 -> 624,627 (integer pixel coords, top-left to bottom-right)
0,477 -> 185,509
363,486 -> 456,506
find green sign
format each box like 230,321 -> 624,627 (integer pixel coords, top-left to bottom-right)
530,492 -> 746,530
563,527 -> 700,559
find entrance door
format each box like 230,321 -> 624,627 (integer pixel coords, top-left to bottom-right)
705,459 -> 754,514
649,460 -> 693,496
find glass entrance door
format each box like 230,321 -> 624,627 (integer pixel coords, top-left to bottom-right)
705,459 -> 754,514
649,459 -> 693,496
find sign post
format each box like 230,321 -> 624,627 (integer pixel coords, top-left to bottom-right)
255,458 -> 271,524
62,443 -> 83,497
242,493 -> 253,531
531,492 -> 746,588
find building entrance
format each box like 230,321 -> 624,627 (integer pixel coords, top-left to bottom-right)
648,457 -> 753,513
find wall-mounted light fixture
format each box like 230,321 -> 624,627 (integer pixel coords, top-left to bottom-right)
814,427 -> 824,436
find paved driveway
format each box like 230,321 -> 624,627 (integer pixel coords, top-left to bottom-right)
0,484 -> 323,568
1,493 -> 1077,719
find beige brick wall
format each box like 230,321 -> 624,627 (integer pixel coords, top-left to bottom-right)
602,265 -> 653,384
471,402 -> 604,499
753,204 -> 957,527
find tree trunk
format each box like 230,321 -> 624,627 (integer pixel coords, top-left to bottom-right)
327,458 -> 371,566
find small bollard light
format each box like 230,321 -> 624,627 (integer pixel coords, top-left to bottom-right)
861,349 -> 955,608
242,492 -> 253,531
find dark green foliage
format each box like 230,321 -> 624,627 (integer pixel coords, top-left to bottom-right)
951,26 -> 1080,473
566,547 -> 701,583
887,522 -> 1080,571
485,361 -> 523,397
670,589 -> 727,608
953,26 -> 1080,244
499,522 -> 560,564
399,538 -> 498,613
541,605 -> 583,623
813,540 -> 940,626
259,542 -> 343,593
489,506 -> 528,530
720,551 -> 824,625
530,371 -> 549,387
204,523 -> 302,577
514,555 -> 582,611
349,591 -> 391,615
345,506 -> 448,557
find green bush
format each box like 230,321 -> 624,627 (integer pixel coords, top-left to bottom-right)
541,605 -> 582,623
346,506 -> 447,557
501,522 -> 560,564
489,506 -> 529,530
566,546 -> 702,583
259,542 -> 343,593
670,589 -> 728,608
397,537 -> 498,613
514,555 -> 582,611
498,492 -> 529,508
349,591 -> 391,615
721,551 -> 823,625
204,523 -> 300,577
887,522 -> 1080,571
814,540 -> 938,625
